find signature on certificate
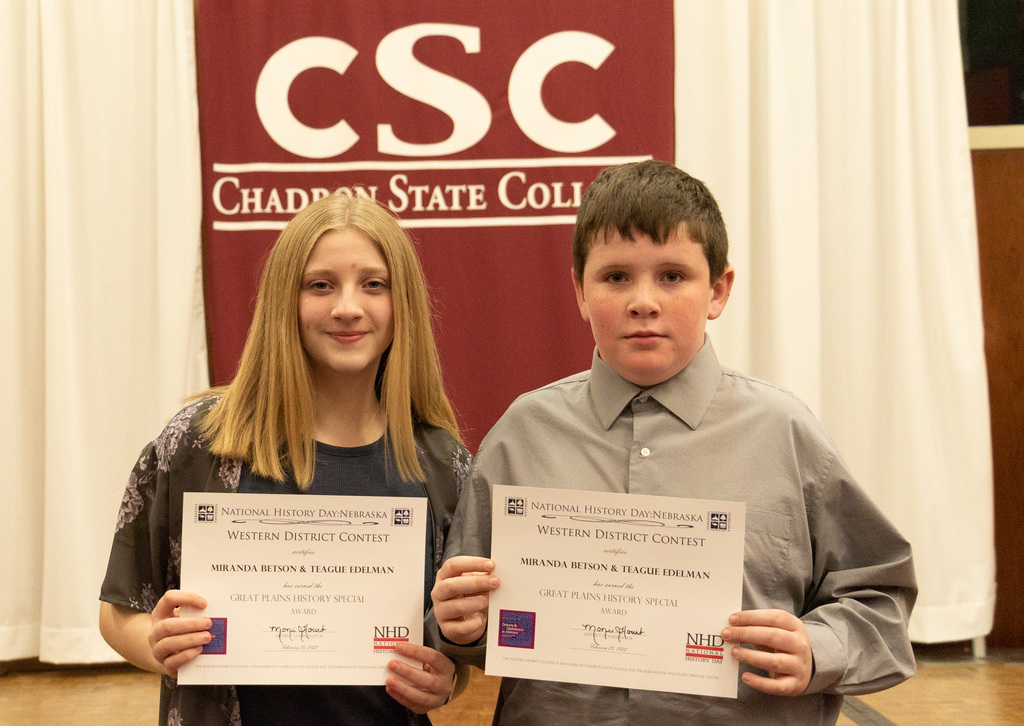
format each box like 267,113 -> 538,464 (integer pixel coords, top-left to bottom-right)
269,623 -> 327,644
581,623 -> 645,646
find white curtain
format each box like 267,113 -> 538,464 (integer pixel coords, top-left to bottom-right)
677,0 -> 994,643
0,0 -> 207,663
1,0 -> 993,665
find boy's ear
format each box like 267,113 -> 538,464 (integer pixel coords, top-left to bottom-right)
707,267 -> 735,321
571,268 -> 590,323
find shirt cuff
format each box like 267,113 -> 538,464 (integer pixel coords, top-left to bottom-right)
438,633 -> 487,670
802,620 -> 846,694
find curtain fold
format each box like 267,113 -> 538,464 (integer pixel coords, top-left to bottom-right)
0,0 -> 46,662
1,0 -> 206,663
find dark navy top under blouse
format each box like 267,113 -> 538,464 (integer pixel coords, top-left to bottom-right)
236,437 -> 432,726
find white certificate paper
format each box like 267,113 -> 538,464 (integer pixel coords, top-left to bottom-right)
178,492 -> 427,686
487,485 -> 745,698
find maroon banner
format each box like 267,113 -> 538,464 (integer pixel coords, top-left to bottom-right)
195,0 -> 674,448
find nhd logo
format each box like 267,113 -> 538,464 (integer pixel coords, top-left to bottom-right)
373,625 -> 411,653
685,632 -> 725,662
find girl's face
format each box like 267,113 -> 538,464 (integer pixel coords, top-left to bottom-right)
298,228 -> 395,388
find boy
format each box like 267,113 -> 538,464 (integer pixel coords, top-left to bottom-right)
433,160 -> 916,724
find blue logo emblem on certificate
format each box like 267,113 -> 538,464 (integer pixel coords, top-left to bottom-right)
709,512 -> 730,531
498,610 -> 535,649
195,504 -> 216,523
203,618 -> 227,654
392,508 -> 412,526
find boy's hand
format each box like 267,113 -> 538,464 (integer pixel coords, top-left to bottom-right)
148,590 -> 212,678
721,609 -> 812,696
385,643 -> 456,713
430,556 -> 499,645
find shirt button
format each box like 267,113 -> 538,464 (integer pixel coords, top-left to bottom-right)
640,447 -> 651,457
637,396 -> 649,403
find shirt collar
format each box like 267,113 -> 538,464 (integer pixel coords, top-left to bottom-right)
589,335 -> 723,430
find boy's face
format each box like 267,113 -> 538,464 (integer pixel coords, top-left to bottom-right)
573,228 -> 733,388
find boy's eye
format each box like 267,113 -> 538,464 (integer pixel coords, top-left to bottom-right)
605,272 -> 628,284
663,271 -> 685,283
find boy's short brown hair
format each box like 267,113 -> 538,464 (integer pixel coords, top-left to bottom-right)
572,160 -> 729,282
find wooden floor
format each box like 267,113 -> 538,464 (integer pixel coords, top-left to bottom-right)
1,643 -> 1021,725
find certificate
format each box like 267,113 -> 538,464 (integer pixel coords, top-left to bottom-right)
178,492 -> 427,685
486,485 -> 745,698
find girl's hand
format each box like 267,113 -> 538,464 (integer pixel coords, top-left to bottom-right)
148,590 -> 212,678
385,643 -> 457,713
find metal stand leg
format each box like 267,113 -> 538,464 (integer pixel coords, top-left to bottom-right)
972,636 -> 987,659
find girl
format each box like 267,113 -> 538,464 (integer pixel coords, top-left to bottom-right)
99,193 -> 470,725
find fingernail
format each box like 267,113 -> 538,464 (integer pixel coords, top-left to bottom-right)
729,613 -> 739,625
490,577 -> 500,588
721,628 -> 731,640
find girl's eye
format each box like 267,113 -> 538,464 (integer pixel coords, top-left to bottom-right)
365,279 -> 390,290
308,280 -> 330,291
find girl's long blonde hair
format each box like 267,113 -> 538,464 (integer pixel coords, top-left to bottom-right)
201,192 -> 460,487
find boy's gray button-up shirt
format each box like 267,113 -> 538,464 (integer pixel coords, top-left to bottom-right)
443,337 -> 916,725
